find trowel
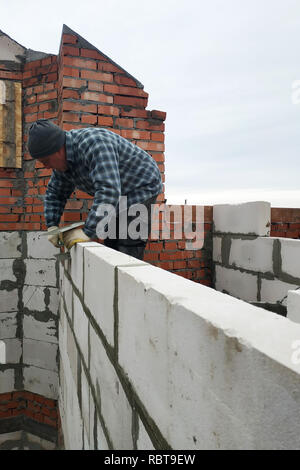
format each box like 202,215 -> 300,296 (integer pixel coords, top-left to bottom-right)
40,221 -> 85,261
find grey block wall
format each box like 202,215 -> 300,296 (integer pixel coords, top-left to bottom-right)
0,231 -> 60,398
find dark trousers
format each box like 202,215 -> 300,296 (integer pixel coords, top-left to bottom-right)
103,195 -> 158,260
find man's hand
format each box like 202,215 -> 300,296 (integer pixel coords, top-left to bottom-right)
60,227 -> 90,250
47,226 -> 60,247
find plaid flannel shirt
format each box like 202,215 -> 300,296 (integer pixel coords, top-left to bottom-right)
44,127 -> 163,238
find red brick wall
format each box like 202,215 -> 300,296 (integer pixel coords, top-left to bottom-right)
0,390 -> 60,441
270,208 -> 300,238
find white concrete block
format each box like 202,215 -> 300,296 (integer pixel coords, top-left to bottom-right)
69,242 -> 102,292
0,289 -> 18,313
58,357 -> 83,450
84,245 -> 145,346
66,316 -> 78,388
62,273 -> 73,319
0,432 -> 22,446
137,418 -> 155,450
213,236 -> 222,263
24,259 -> 57,286
215,265 -> 258,302
287,289 -> 300,323
96,417 -> 109,450
23,313 -> 57,344
23,433 -> 56,450
0,312 -> 17,339
81,366 -> 90,443
261,279 -> 300,306
23,365 -> 58,400
280,239 -> 300,279
26,231 -> 60,259
229,237 -> 274,272
118,263 -> 300,449
3,338 -> 22,363
23,338 -> 58,372
23,285 -> 59,313
0,369 -> 14,393
73,294 -> 89,366
89,325 -> 133,449
0,232 -> 21,258
0,259 -> 15,282
213,201 -> 271,235
89,388 -> 95,450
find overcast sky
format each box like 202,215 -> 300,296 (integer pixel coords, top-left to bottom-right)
2,0 -> 300,206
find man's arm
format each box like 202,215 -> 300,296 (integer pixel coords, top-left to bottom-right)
44,170 -> 75,228
80,137 -> 121,238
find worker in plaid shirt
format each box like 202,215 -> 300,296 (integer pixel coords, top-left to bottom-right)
28,119 -> 163,260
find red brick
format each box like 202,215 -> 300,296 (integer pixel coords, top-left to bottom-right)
81,69 -> 113,82
63,101 -> 97,113
136,120 -> 164,131
0,392 -> 12,401
26,95 -> 37,104
39,102 -> 51,112
0,197 -> 18,204
98,116 -> 113,127
63,45 -> 80,56
98,105 -> 119,116
62,77 -> 87,89
63,66 -> 80,77
88,82 -> 104,92
151,110 -> 166,121
115,118 -> 134,128
121,130 -> 150,140
75,190 -> 93,199
65,200 -> 83,210
63,56 -> 96,69
0,410 -> 12,418
156,261 -> 174,270
36,91 -> 57,102
0,188 -> 11,196
104,84 -> 148,98
62,89 -> 80,100
81,114 -> 97,124
63,212 -> 82,222
120,108 -> 148,118
137,141 -> 165,152
144,252 -> 159,261
62,34 -> 78,45
44,415 -> 57,427
151,132 -> 164,142
98,62 -> 123,73
114,74 -> 138,87
25,113 -> 38,123
63,112 -> 80,122
173,261 -> 187,269
81,91 -> 112,103
81,49 -> 108,61
114,95 -> 147,108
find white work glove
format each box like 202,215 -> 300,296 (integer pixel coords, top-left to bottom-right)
60,227 -> 91,250
47,226 -> 60,248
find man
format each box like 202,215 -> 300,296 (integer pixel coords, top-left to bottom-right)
28,119 -> 163,260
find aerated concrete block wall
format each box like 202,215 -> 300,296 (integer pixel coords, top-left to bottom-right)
59,241 -> 300,450
0,231 -> 59,398
213,201 -> 300,315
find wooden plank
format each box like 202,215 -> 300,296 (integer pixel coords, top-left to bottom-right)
14,82 -> 22,169
0,80 -> 22,169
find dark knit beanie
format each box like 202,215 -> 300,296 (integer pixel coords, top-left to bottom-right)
28,119 -> 66,159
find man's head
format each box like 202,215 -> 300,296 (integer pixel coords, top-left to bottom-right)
28,119 -> 67,171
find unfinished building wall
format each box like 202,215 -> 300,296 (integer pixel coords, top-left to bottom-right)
213,201 -> 300,315
58,241 -> 300,450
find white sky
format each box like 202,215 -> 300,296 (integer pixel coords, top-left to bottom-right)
2,0 -> 300,207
